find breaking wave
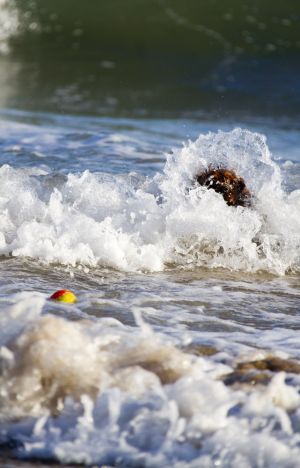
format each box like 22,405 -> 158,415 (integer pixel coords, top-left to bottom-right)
0,128 -> 299,275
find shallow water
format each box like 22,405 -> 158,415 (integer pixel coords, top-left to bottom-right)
0,109 -> 299,467
1,1 -> 300,466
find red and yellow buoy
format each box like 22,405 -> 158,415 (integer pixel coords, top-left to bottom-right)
49,289 -> 77,304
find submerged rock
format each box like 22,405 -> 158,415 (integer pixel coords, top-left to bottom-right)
223,356 -> 300,387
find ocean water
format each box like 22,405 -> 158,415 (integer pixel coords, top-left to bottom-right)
0,1 -> 300,467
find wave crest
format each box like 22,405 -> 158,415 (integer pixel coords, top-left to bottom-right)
0,129 -> 299,274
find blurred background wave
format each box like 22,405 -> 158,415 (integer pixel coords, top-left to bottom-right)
0,0 -> 300,118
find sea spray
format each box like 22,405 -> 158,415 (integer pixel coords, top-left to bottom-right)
0,0 -> 20,55
0,129 -> 298,274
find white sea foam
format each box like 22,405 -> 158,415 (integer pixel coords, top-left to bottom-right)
0,128 -> 299,274
1,295 -> 300,467
0,0 -> 19,54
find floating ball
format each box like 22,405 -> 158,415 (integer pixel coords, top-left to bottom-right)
49,289 -> 77,303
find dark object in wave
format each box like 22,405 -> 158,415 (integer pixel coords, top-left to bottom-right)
223,355 -> 300,387
196,167 -> 251,207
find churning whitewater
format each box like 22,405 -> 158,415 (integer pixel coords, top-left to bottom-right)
1,293 -> 300,467
0,124 -> 299,467
0,128 -> 299,275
